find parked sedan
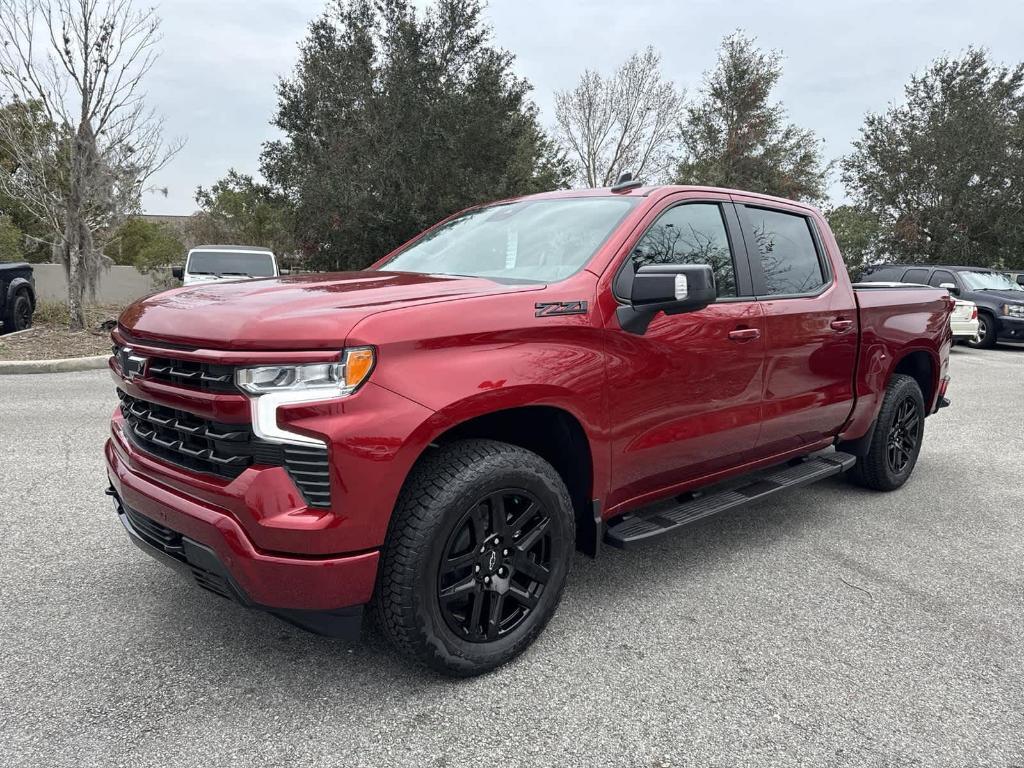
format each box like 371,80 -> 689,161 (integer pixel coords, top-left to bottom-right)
950,299 -> 980,344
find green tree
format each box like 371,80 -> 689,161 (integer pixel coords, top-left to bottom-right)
104,218 -> 184,270
0,100 -> 51,262
0,213 -> 23,261
263,0 -> 571,271
825,205 -> 882,278
192,170 -> 295,255
842,48 -> 1024,269
675,32 -> 829,202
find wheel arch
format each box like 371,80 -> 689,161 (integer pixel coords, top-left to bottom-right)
408,399 -> 601,556
6,276 -> 35,310
890,348 -> 937,407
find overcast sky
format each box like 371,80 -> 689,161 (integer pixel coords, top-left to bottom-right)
143,0 -> 1024,215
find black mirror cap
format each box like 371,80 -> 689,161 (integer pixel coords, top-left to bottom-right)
618,263 -> 717,334
171,266 -> 184,280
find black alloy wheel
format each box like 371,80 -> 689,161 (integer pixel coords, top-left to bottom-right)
885,396 -> 922,474
437,489 -> 552,642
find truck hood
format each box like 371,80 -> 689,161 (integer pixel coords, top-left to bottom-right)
119,271 -> 541,350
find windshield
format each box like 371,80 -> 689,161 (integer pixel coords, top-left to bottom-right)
188,251 -> 275,277
960,271 -> 1024,291
380,197 -> 638,283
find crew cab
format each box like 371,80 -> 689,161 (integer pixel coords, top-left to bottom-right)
105,184 -> 953,676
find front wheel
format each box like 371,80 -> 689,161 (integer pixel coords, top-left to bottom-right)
848,374 -> 925,491
374,439 -> 575,676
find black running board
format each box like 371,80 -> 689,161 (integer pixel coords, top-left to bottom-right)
604,452 -> 857,549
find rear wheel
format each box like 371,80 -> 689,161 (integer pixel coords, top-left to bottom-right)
374,439 -> 574,676
848,374 -> 925,491
965,312 -> 996,349
2,290 -> 33,333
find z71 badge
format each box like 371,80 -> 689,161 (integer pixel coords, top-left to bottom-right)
534,301 -> 588,317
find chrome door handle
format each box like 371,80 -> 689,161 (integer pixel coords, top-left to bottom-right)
830,319 -> 854,332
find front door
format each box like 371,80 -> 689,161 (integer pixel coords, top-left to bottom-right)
602,194 -> 766,510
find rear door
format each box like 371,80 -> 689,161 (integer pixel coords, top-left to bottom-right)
603,192 -> 766,508
734,199 -> 859,457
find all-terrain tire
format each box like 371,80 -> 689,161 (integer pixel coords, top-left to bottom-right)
2,290 -> 33,333
374,439 -> 575,677
848,374 -> 925,491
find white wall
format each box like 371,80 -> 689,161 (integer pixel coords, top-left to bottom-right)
31,264 -> 173,304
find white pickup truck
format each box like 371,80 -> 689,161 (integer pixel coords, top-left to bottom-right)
172,245 -> 279,286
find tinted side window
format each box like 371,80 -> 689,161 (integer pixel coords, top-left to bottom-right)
745,208 -> 826,295
903,268 -> 930,284
631,203 -> 736,296
928,270 -> 956,288
861,266 -> 902,282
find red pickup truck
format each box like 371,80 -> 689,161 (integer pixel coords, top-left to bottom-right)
106,183 -> 953,675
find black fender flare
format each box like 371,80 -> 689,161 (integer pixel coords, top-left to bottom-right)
5,277 -> 35,312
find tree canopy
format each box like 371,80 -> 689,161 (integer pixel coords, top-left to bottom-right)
842,48 -> 1024,269
191,170 -> 295,256
104,217 -> 183,270
261,0 -> 570,271
675,32 -> 828,202
554,46 -> 685,187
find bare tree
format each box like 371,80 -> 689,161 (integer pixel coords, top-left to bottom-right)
0,0 -> 181,329
554,47 -> 685,188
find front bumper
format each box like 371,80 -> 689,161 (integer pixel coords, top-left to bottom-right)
106,436 -> 379,633
996,315 -> 1024,341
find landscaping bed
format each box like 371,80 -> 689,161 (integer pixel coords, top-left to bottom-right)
0,302 -> 122,361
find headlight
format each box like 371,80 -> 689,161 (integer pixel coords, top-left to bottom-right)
1003,303 -> 1024,318
236,347 -> 375,396
236,347 -> 375,446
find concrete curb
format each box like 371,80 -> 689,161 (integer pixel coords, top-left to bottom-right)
0,355 -> 108,375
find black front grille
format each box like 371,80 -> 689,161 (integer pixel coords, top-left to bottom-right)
112,345 -> 238,393
117,390 -> 331,507
146,357 -> 238,393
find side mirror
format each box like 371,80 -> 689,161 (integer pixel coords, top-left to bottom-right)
279,267 -> 291,276
171,266 -> 184,281
1017,275 -> 1024,287
617,263 -> 717,334
939,282 -> 959,296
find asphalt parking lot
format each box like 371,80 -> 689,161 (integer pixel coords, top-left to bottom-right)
1,346 -> 1022,768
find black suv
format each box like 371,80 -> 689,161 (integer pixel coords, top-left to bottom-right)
859,264 -> 1024,348
0,262 -> 35,334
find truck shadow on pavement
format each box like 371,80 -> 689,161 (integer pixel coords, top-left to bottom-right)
141,473 -> 857,688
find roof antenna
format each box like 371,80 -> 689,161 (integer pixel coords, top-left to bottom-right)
610,172 -> 642,193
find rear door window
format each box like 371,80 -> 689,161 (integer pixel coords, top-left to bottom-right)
744,207 -> 827,296
902,268 -> 930,284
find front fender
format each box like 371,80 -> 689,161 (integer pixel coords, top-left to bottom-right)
5,276 -> 35,311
